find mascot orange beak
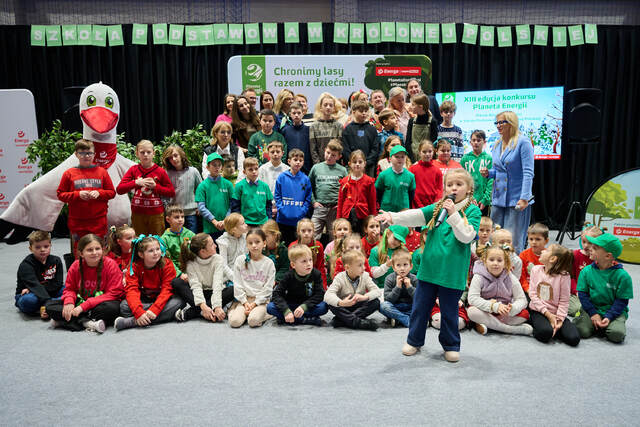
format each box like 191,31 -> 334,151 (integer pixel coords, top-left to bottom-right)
80,107 -> 119,134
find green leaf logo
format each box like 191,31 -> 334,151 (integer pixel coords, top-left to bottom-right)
442,92 -> 456,103
245,63 -> 263,82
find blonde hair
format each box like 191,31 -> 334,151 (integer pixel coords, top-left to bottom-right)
273,89 -> 294,114
349,149 -> 366,164
497,111 -> 521,151
296,218 -> 318,263
425,169 -> 474,231
342,249 -> 365,267
224,213 -> 244,233
210,121 -> 233,140
288,244 -> 313,263
375,228 -> 406,264
262,220 -> 282,244
28,230 -> 51,246
313,92 -> 339,120
106,224 -> 135,257
391,247 -> 412,266
480,216 -> 493,229
243,157 -> 259,170
136,139 -> 154,151
329,231 -> 357,279
479,245 -> 512,272
266,140 -> 284,152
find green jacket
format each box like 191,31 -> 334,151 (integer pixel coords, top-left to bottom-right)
461,151 -> 493,207
264,242 -> 290,284
161,227 -> 196,277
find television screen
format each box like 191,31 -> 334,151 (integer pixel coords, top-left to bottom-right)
435,86 -> 564,160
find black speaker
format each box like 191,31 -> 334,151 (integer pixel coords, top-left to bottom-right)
565,88 -> 602,143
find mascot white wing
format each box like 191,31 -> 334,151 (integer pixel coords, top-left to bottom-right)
0,82 -> 134,232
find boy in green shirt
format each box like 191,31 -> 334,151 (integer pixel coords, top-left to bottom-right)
308,139 -> 347,241
195,153 -> 234,241
460,130 -> 493,215
575,233 -> 633,343
231,157 -> 274,226
248,109 -> 287,166
161,204 -> 195,282
375,145 -> 416,213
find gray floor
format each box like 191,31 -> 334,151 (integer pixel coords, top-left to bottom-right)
1,235 -> 639,427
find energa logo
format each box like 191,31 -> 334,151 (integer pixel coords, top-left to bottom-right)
245,63 -> 263,82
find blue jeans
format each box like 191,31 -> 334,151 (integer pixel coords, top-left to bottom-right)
15,287 -> 64,315
184,215 -> 198,233
491,205 -> 532,254
407,280 -> 463,351
379,301 -> 412,327
266,301 -> 329,323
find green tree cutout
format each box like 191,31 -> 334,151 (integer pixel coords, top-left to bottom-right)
587,181 -> 633,227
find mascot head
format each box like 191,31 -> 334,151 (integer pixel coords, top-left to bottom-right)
79,82 -> 119,144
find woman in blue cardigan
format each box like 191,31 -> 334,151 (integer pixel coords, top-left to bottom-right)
481,111 -> 534,253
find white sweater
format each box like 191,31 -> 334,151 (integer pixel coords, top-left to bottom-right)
186,254 -> 225,308
217,232 -> 247,280
258,161 -> 290,195
232,254 -> 275,305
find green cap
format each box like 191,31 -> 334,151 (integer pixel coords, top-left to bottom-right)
390,145 -> 407,157
206,152 -> 224,164
586,233 -> 623,258
388,225 -> 409,244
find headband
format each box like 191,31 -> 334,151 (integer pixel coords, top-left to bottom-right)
129,234 -> 167,275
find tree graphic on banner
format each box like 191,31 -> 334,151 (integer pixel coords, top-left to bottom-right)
586,181 -> 633,228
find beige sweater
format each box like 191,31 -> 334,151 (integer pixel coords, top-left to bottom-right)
324,271 -> 381,307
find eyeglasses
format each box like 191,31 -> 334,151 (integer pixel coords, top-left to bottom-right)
77,151 -> 95,157
494,120 -> 509,126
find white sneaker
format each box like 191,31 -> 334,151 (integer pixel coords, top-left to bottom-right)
402,343 -> 420,356
444,351 -> 460,363
389,318 -> 396,328
83,319 -> 106,334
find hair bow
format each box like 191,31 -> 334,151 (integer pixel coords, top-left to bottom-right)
129,234 -> 167,275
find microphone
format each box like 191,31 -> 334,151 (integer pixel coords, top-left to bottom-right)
435,195 -> 457,228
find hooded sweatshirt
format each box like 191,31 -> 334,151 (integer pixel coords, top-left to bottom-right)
274,170 -> 312,225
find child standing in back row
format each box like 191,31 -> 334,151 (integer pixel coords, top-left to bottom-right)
341,100 -> 379,176
309,93 -> 343,165
437,101 -> 464,161
161,145 -> 202,233
117,140 -> 175,236
247,109 -> 288,166
404,94 -> 438,163
375,146 -> 416,214
337,150 -> 377,234
376,168 -> 481,362
274,149 -> 313,245
461,130 -> 493,215
195,153 -> 234,241
409,140 -> 443,209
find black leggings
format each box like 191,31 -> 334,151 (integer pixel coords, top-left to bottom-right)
45,300 -> 121,331
171,277 -> 235,311
530,310 -> 580,346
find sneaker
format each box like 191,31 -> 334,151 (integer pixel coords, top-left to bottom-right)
444,351 -> 460,363
302,316 -> 322,326
50,319 -> 62,329
402,343 -> 419,356
357,318 -> 378,331
114,316 -> 136,331
474,323 -> 488,335
174,308 -> 185,322
389,318 -> 396,328
83,319 -> 106,334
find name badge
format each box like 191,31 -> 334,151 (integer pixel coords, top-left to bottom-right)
357,130 -> 365,137
538,282 -> 553,301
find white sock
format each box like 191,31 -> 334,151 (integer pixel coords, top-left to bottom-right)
431,313 -> 441,329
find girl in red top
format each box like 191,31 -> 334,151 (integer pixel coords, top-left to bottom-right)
409,140 -> 443,209
332,233 -> 374,278
432,139 -> 462,179
106,224 -> 136,273
337,150 -> 377,234
289,218 -> 327,289
570,224 -> 603,316
361,215 -> 381,258
115,235 -> 182,330
116,140 -> 175,236
46,234 -> 124,333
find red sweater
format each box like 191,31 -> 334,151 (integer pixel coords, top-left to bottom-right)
409,160 -> 443,209
61,257 -> 125,311
571,249 -> 592,295
116,164 -> 175,215
337,174 -> 377,219
125,257 -> 176,318
107,251 -> 131,274
290,240 -> 327,289
362,236 -> 379,258
519,248 -> 542,293
334,257 -> 373,278
57,166 -> 115,223
432,159 -> 462,177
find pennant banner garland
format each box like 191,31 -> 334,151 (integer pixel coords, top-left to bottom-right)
30,23 -> 599,47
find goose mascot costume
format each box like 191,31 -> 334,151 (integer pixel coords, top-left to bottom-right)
0,82 -> 135,240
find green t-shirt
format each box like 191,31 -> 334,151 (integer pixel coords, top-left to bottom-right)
308,162 -> 347,204
247,131 -> 287,166
233,179 -> 273,225
411,248 -> 422,275
460,151 -> 493,207
416,203 -> 481,290
577,264 -> 633,317
195,177 -> 234,233
369,246 -> 398,288
375,167 -> 416,212
161,227 -> 196,276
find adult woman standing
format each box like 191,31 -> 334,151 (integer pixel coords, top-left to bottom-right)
405,79 -> 441,124
481,111 -> 534,253
215,93 -> 236,124
388,87 -> 411,139
231,95 -> 260,152
203,121 -> 245,179
273,89 -> 295,132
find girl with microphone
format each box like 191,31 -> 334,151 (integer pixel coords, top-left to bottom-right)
376,168 -> 480,363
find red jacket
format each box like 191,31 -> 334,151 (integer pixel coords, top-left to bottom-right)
361,236 -> 379,258
61,257 -> 125,311
409,160 -> 443,209
57,166 -> 115,223
290,240 -> 327,289
337,174 -> 377,219
125,257 -> 176,318
107,251 -> 131,274
116,164 -> 175,215
571,249 -> 592,295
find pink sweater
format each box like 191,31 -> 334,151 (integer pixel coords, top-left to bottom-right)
528,265 -> 570,321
